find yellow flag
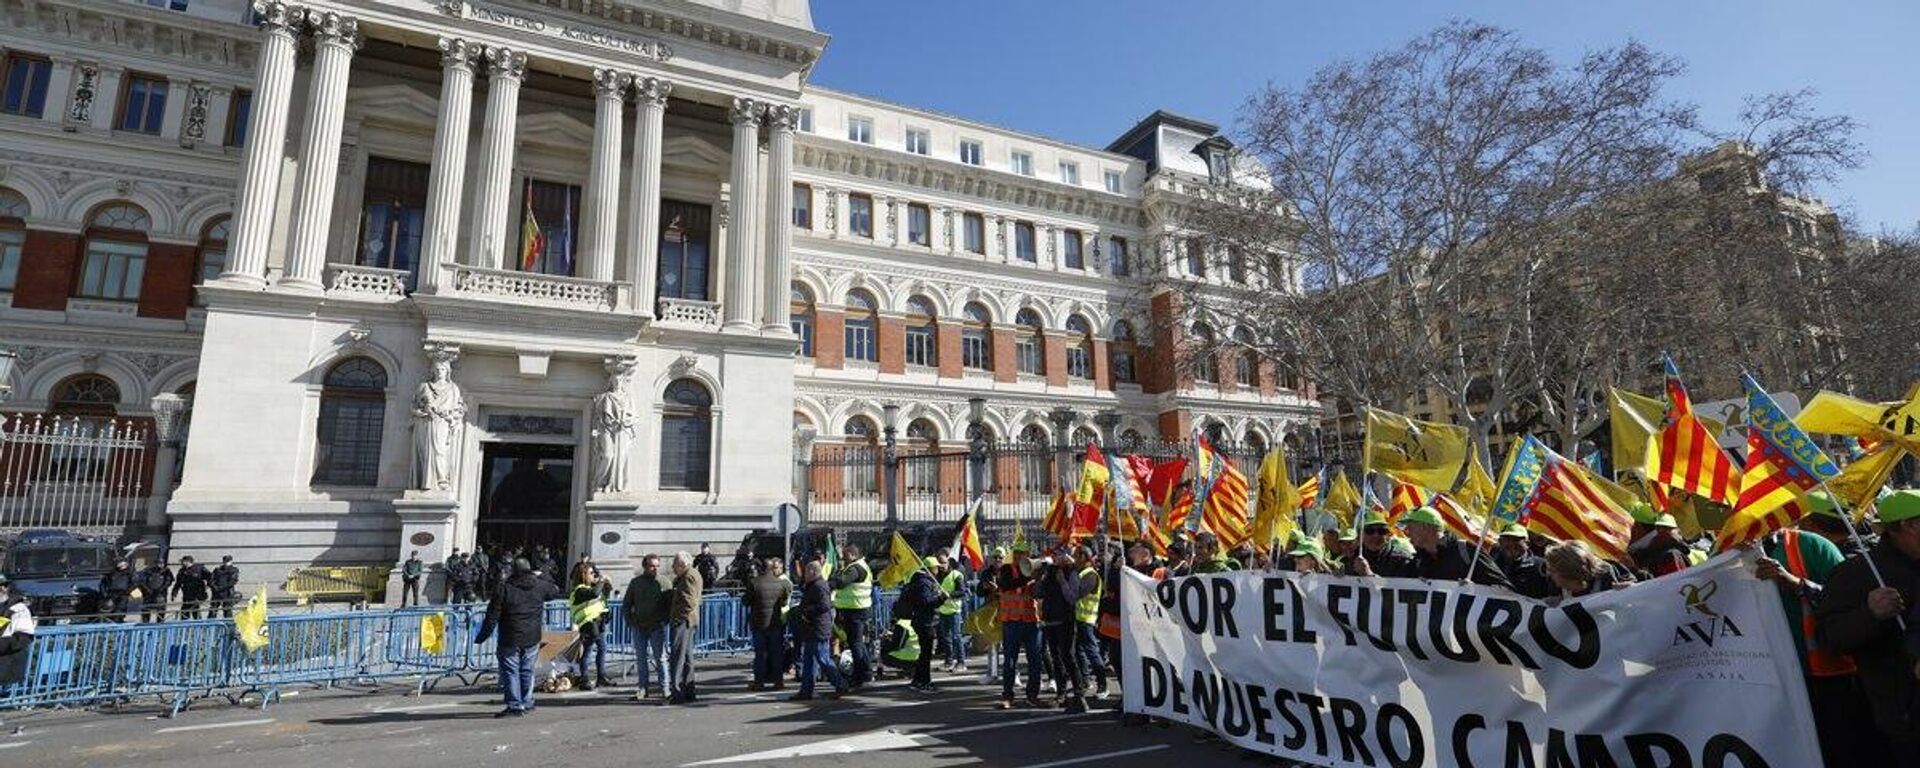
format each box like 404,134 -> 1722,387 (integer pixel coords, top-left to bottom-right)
876,531 -> 923,588
1458,447 -> 1499,514
234,587 -> 270,653
1609,388 -> 1665,477
1251,448 -> 1298,554
1799,388 -> 1920,454
421,612 -> 447,655
1322,471 -> 1362,532
1828,443 -> 1907,517
1363,408 -> 1471,491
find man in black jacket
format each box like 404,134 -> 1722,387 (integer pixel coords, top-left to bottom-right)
746,556 -> 792,691
476,558 -> 561,717
1401,507 -> 1511,588
209,556 -> 241,618
99,560 -> 135,623
790,561 -> 847,701
173,556 -> 210,619
1817,490 -> 1920,766
1036,550 -> 1090,712
136,560 -> 173,622
900,558 -> 948,692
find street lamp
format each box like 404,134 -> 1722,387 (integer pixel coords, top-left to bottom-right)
1048,406 -> 1077,490
0,349 -> 16,402
966,397 -> 989,503
881,402 -> 900,526
150,393 -> 189,448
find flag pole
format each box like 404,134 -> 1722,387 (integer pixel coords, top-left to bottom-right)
1458,453 -> 1500,585
1814,479 -> 1903,630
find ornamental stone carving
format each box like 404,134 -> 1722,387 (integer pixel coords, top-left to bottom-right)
66,64 -> 98,125
633,76 -> 672,106
409,344 -> 465,494
728,97 -> 763,127
252,0 -> 304,32
590,357 -> 639,495
438,37 -> 479,70
591,67 -> 632,97
484,46 -> 527,80
180,85 -> 209,144
765,104 -> 800,132
305,9 -> 360,48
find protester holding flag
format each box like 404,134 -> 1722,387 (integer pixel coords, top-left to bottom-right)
1347,510 -> 1415,578
1494,524 -> 1554,599
899,556 -> 949,693
931,550 -> 969,673
1816,489 -> 1920,766
1402,506 -> 1511,587
1627,504 -> 1695,578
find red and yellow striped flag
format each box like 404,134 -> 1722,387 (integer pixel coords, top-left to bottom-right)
1719,374 -> 1840,552
1524,459 -> 1634,562
1431,494 -> 1485,541
1646,359 -> 1738,504
1386,479 -> 1431,528
1199,441 -> 1252,550
1165,487 -> 1196,533
1296,474 -> 1321,509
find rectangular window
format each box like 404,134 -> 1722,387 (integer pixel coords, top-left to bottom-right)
905,324 -> 936,367
118,74 -> 169,134
1109,236 -> 1130,276
1228,247 -> 1247,283
313,396 -> 384,486
1186,240 -> 1207,277
792,314 -> 813,357
1014,221 -> 1036,262
907,203 -> 931,246
848,193 -> 873,237
145,0 -> 191,10
959,139 -> 983,166
962,213 -> 985,254
1067,346 -> 1091,380
961,330 -> 988,370
905,128 -> 930,155
657,200 -> 713,301
792,182 -> 813,229
77,239 -> 147,300
797,107 -> 813,132
847,116 -> 873,144
1058,161 -> 1079,185
1062,229 -> 1083,269
1016,335 -> 1041,375
1104,170 -> 1123,194
1010,151 -> 1033,176
226,89 -> 253,147
0,228 -> 23,291
1,54 -> 52,118
357,157 -> 430,288
515,179 -> 581,276
1112,349 -> 1136,383
844,319 -> 876,362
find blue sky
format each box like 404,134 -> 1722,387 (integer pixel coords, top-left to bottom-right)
808,1 -> 1916,233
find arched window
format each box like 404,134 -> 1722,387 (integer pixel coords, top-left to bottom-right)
659,379 -> 713,492
844,289 -> 878,363
198,217 -> 231,285
905,418 -> 939,493
78,202 -> 150,301
1245,431 -> 1268,458
1019,423 -> 1049,446
1120,429 -> 1145,450
1014,308 -> 1044,375
1110,321 -> 1138,384
961,302 -> 992,371
1072,426 -> 1099,449
313,357 -> 388,487
1203,422 -> 1229,449
843,415 -> 879,495
0,187 -> 27,292
904,296 -> 937,368
1233,328 -> 1258,388
1191,324 -> 1218,384
1065,315 -> 1094,380
51,374 -> 121,417
790,283 -> 815,357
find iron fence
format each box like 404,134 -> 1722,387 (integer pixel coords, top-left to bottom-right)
0,413 -> 150,535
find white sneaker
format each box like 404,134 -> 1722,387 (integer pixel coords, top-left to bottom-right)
1045,680 -> 1057,693
954,663 -> 968,673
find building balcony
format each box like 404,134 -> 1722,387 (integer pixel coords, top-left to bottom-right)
655,297 -> 722,330
440,263 -> 627,313
325,264 -> 410,301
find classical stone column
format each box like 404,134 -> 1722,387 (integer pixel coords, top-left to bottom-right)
760,104 -> 797,333
722,97 -> 762,331
221,1 -> 302,287
466,46 -> 527,271
580,68 -> 630,284
624,76 -> 670,318
278,9 -> 360,293
415,38 -> 479,294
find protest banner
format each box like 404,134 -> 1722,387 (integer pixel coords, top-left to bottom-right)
1121,552 -> 1821,768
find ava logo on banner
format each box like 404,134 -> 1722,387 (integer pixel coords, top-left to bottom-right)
1121,552 -> 1821,768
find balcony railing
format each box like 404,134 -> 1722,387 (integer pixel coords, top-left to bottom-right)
442,264 -> 625,312
655,297 -> 721,329
326,264 -> 410,299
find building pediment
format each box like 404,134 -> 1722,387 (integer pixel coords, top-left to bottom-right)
661,135 -> 729,172
347,84 -> 442,130
517,111 -> 597,150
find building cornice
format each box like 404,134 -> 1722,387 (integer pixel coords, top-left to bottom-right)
0,0 -> 260,74
794,138 -> 1145,230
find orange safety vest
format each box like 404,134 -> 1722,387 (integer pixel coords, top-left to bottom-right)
1781,529 -> 1858,677
1096,566 -> 1166,640
997,575 -> 1039,624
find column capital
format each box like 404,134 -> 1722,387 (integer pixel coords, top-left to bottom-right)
483,46 -> 527,80
438,37 -> 480,71
250,1 -> 304,35
303,9 -> 361,50
632,76 -> 672,106
764,103 -> 801,133
592,68 -> 632,99
729,97 -> 764,128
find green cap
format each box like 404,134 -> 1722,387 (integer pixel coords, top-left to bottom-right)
1338,525 -> 1360,542
1652,514 -> 1678,529
1401,506 -> 1444,529
1803,490 -> 1842,519
1287,539 -> 1326,559
1628,501 -> 1658,525
923,556 -> 941,570
1879,489 -> 1920,523
1497,521 -> 1528,539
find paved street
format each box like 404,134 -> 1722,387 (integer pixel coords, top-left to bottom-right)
0,658 -> 1240,768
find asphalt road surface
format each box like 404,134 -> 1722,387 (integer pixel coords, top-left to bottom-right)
0,658 -> 1277,768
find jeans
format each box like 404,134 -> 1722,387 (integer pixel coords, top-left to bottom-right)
836,609 -> 871,686
1044,622 -> 1083,699
576,622 -> 607,681
633,626 -> 668,691
939,612 -> 965,664
796,638 -> 847,697
497,644 -> 537,712
1000,622 -> 1042,700
667,622 -> 696,700
1075,622 -> 1106,687
752,626 -> 786,685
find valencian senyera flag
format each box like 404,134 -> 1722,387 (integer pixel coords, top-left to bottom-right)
1505,440 -> 1634,562
1646,355 -> 1739,504
1718,373 -> 1841,552
1194,436 -> 1251,549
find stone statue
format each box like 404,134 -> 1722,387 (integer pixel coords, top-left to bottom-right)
410,348 -> 465,493
591,359 -> 638,495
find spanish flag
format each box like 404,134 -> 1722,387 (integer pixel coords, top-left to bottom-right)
1363,408 -> 1471,492
1719,374 -> 1841,552
518,179 -> 547,272
1645,357 -> 1738,505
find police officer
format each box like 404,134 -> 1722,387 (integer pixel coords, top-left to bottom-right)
209,555 -> 241,617
137,558 -> 174,622
449,553 -> 477,603
98,560 -> 135,623
0,574 -> 37,691
828,543 -> 874,689
401,550 -> 424,607
173,556 -> 211,619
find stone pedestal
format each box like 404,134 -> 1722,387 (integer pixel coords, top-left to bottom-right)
585,497 -> 641,589
389,495 -> 459,606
